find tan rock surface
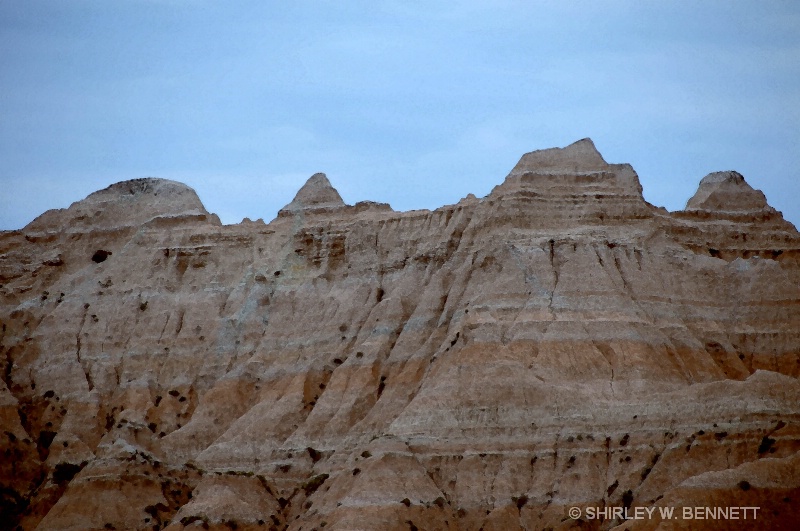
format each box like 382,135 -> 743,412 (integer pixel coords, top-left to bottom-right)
1,139 -> 799,530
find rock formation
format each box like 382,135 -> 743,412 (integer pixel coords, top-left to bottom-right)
1,139 -> 799,530
278,173 -> 346,216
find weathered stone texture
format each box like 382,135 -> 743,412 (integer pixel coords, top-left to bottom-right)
1,140 -> 799,530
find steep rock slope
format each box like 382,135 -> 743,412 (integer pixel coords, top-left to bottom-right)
1,140 -> 799,530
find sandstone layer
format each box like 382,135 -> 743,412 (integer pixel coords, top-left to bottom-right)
1,139 -> 799,530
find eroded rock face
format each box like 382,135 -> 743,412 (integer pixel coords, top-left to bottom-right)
25,177 -> 216,233
281,173 -> 345,212
686,171 -> 770,213
1,140 -> 799,530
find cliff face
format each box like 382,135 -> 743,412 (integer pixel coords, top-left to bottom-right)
1,140 -> 799,531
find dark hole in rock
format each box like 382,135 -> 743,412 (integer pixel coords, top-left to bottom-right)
92,250 -> 112,263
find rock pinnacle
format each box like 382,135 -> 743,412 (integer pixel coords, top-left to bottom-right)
282,173 -> 346,213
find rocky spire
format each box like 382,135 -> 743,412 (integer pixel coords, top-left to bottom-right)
280,173 -> 346,215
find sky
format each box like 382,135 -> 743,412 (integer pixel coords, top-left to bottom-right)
1,1 -> 798,229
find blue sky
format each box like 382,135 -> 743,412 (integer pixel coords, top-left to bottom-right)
1,1 -> 798,229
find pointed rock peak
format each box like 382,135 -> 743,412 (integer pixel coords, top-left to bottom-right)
686,171 -> 769,212
305,172 -> 334,188
510,138 -> 608,175
563,138 -> 606,162
284,172 -> 345,211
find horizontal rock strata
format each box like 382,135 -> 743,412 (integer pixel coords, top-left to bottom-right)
1,139 -> 799,530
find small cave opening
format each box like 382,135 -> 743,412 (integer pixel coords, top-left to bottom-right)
92,250 -> 112,263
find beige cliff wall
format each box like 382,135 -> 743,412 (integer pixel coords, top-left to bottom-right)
1,140 -> 799,530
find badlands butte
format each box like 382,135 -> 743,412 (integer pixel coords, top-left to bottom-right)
1,139 -> 800,531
